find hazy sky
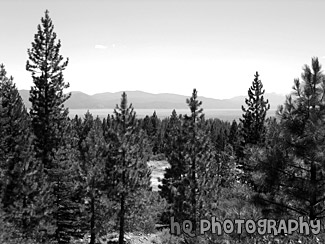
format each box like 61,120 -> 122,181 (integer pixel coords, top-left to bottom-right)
1,0 -> 325,99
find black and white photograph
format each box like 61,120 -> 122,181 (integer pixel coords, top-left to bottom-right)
1,0 -> 325,243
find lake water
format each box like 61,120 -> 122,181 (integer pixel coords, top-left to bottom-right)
69,108 -> 277,122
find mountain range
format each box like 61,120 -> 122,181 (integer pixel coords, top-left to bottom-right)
18,90 -> 287,110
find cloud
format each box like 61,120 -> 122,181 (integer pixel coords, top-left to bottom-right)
95,44 -> 107,49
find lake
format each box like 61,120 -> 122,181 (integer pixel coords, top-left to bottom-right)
69,108 -> 277,122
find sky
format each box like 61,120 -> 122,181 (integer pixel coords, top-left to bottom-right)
1,0 -> 325,99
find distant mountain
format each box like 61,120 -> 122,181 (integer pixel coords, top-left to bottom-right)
19,90 -> 286,110
229,92 -> 287,110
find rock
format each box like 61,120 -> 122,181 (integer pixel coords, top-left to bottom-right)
99,233 -> 130,244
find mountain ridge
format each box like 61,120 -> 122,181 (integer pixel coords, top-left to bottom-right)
18,90 -> 286,110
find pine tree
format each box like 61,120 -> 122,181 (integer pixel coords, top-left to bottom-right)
141,111 -> 161,155
73,112 -> 108,244
228,120 -> 243,164
26,10 -> 83,243
141,115 -> 152,135
149,111 -> 160,154
183,89 -> 204,232
182,89 -> 229,239
253,57 -> 325,221
108,92 -> 151,244
0,64 -> 37,238
240,72 -> 270,145
228,120 -> 239,147
142,111 -> 159,138
160,90 -> 225,240
159,109 -> 187,223
26,9 -> 70,171
239,72 -> 270,188
277,57 -> 325,220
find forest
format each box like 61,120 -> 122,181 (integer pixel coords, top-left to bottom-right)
1,10 -> 325,244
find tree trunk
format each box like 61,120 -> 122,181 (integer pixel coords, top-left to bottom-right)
119,194 -> 125,244
310,161 -> 317,220
191,157 -> 196,232
90,194 -> 96,244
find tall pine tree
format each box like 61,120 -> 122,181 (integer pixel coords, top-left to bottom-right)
183,89 -> 228,238
26,10 -> 82,243
183,89 -> 204,232
256,57 -> 325,220
108,92 -> 151,244
160,90 -> 225,242
26,9 -> 70,171
248,58 -> 325,230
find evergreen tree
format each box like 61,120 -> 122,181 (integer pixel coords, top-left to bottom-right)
228,120 -> 239,147
203,118 -> 231,152
26,9 -> 70,171
141,115 -> 152,134
254,57 -> 325,220
102,114 -> 114,144
228,120 -> 242,163
240,71 -> 270,145
0,64 -> 37,238
141,111 -> 160,154
26,10 -> 82,243
183,89 -> 232,238
142,111 -> 159,138
149,111 -> 160,154
73,112 -> 95,167
108,92 -> 151,244
160,90 -> 226,242
155,116 -> 168,155
239,72 -> 270,187
183,89 -> 204,232
73,112 -> 108,244
159,109 -> 187,223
